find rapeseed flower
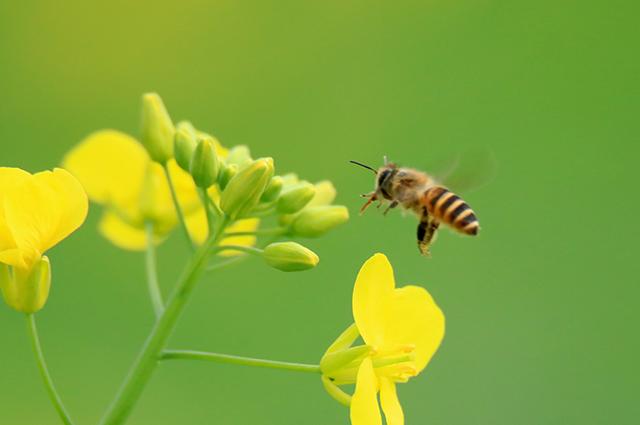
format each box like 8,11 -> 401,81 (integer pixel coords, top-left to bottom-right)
321,254 -> 445,425
63,130 -> 257,254
0,167 -> 87,312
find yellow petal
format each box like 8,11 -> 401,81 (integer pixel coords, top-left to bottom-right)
185,207 -> 208,245
99,211 -> 150,251
219,218 -> 259,257
2,169 -> 87,260
0,168 -> 30,252
34,168 -> 88,252
379,378 -> 404,425
352,253 -> 395,349
143,160 -> 200,226
350,358 -> 382,425
62,130 -> 148,208
387,285 -> 445,373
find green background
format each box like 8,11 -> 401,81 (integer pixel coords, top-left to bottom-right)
1,1 -> 638,424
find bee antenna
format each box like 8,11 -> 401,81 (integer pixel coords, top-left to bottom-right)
349,160 -> 377,174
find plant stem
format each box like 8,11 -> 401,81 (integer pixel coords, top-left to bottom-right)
99,218 -> 230,425
163,164 -> 194,251
198,187 -> 215,237
223,227 -> 285,237
145,222 -> 164,318
25,314 -> 76,425
160,350 -> 321,374
213,245 -> 263,255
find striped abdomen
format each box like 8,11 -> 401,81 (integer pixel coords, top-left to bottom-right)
423,186 -> 479,235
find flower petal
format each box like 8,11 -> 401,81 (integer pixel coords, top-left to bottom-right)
62,130 -> 148,208
2,169 -> 87,261
387,285 -> 445,373
219,218 -> 259,257
352,253 -> 395,349
99,211 -> 155,251
34,168 -> 88,252
0,168 -> 30,252
350,357 -> 382,425
379,378 -> 404,425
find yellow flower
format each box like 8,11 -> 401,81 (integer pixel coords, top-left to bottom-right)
63,129 -> 259,255
320,254 -> 445,425
63,130 -> 200,250
0,167 -> 87,312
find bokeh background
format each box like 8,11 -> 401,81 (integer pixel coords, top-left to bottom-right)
1,1 -> 638,424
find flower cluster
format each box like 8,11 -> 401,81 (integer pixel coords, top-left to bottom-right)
62,93 -> 349,270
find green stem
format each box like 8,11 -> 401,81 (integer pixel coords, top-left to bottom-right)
212,245 -> 263,255
145,222 -> 164,318
99,217 -> 230,425
198,187 -> 215,237
223,227 -> 286,237
163,164 -> 194,251
25,314 -> 76,425
160,350 -> 321,374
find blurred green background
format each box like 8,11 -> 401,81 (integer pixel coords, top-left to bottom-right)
1,0 -> 638,424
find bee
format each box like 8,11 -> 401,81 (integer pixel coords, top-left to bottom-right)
351,157 -> 481,256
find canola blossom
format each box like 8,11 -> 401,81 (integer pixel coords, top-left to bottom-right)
3,94 -> 442,425
321,254 -> 445,425
62,130 -> 257,255
0,167 -> 87,313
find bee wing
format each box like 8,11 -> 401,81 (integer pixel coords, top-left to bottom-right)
430,149 -> 497,194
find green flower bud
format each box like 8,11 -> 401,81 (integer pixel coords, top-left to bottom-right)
308,180 -> 337,207
276,181 -> 316,214
174,128 -> 197,171
263,242 -> 319,272
218,163 -> 238,190
290,205 -> 349,238
190,137 -> 219,188
0,257 -> 51,314
226,145 -> 252,167
221,158 -> 274,219
260,176 -> 284,202
140,93 -> 175,163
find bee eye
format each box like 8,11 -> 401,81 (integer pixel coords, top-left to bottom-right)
378,170 -> 391,187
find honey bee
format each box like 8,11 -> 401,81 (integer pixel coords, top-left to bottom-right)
351,157 -> 480,256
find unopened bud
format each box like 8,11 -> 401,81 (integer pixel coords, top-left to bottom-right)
220,158 -> 274,219
276,181 -> 316,214
263,242 -> 319,272
261,176 -> 283,202
0,257 -> 51,313
174,127 -> 197,171
140,93 -> 175,163
226,145 -> 252,167
290,205 -> 349,238
308,180 -> 337,207
190,137 -> 219,188
218,163 -> 238,190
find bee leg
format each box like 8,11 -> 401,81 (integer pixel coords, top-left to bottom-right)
359,193 -> 377,214
417,214 -> 440,256
383,201 -> 398,216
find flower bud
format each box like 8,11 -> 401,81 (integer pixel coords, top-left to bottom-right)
276,181 -> 316,214
174,122 -> 198,171
0,257 -> 51,313
260,176 -> 283,202
263,242 -> 319,272
225,145 -> 252,167
218,163 -> 238,190
290,205 -> 349,237
190,137 -> 219,188
221,158 -> 274,219
308,180 -> 337,207
140,93 -> 175,163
